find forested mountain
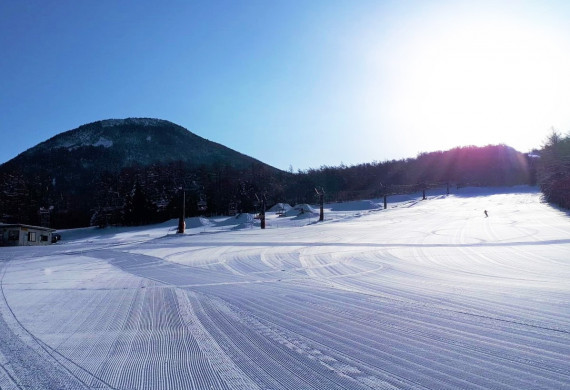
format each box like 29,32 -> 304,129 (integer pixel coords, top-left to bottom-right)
13,118 -> 268,171
0,118 -> 284,227
0,117 -> 536,229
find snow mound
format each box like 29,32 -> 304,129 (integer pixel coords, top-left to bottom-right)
185,217 -> 211,228
268,203 -> 292,213
284,204 -> 318,217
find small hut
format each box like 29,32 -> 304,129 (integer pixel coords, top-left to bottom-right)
0,224 -> 56,247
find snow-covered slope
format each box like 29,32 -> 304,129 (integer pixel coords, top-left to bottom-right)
0,187 -> 569,389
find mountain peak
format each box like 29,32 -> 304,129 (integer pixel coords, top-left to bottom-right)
100,118 -> 170,128
14,117 -> 268,171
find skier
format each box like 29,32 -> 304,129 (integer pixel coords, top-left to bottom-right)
484,210 -> 488,218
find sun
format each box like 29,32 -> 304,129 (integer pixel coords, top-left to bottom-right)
385,5 -> 570,153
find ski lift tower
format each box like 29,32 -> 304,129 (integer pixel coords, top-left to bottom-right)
177,188 -> 185,234
315,187 -> 324,222
255,194 -> 266,229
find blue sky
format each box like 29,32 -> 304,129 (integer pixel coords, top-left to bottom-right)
2,0 -> 570,171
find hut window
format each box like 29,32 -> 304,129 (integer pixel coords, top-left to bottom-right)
40,235 -> 49,242
8,230 -> 18,241
28,232 -> 36,242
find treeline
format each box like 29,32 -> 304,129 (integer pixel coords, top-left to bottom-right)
0,144 -> 536,229
293,145 -> 533,203
89,161 -> 287,228
0,160 -> 286,228
536,131 -> 570,209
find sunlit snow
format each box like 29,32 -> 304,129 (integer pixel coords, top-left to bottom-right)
92,137 -> 113,148
0,186 -> 568,389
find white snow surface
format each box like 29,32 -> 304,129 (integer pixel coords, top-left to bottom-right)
1,186 -> 569,389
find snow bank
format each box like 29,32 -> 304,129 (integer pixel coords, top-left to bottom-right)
329,200 -> 382,211
213,213 -> 255,227
453,185 -> 539,197
284,203 -> 318,217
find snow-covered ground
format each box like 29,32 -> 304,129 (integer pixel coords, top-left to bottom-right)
0,186 -> 569,389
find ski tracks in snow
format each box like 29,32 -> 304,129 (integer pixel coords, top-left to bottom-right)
0,260 -> 113,390
1,191 -> 569,389
175,289 -> 260,390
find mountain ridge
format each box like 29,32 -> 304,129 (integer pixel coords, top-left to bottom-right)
12,117 -> 272,171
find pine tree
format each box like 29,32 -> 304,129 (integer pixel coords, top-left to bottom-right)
123,182 -> 156,226
538,130 -> 570,209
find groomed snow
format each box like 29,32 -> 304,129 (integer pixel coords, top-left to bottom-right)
0,187 -> 569,389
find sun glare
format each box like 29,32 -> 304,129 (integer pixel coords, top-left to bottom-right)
386,7 -> 570,153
